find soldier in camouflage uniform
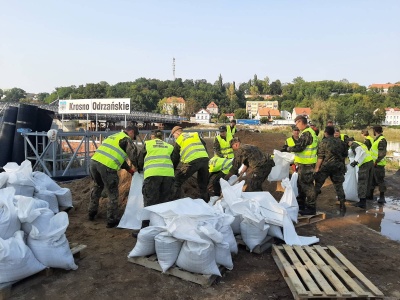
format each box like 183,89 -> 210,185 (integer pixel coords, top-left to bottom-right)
286,115 -> 318,215
361,129 -> 374,150
225,137 -> 274,192
370,126 -> 387,204
314,126 -> 347,210
89,126 -> 139,228
346,137 -> 374,209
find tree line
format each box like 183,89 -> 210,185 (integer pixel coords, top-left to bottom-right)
1,75 -> 400,128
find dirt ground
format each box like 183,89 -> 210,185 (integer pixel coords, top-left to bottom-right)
10,131 -> 400,300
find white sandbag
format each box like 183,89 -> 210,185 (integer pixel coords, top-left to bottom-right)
343,164 -> 359,201
31,171 -> 61,191
0,188 -> 21,239
27,212 -> 77,270
225,207 -> 242,235
279,178 -> 299,223
53,188 -> 73,207
118,172 -> 144,230
215,241 -> 233,270
21,208 -> 54,235
16,195 -> 50,223
128,226 -> 166,257
155,232 -> 183,272
268,150 -> 294,182
290,172 -> 299,197
6,183 -> 35,197
240,218 -> 269,252
268,224 -> 284,240
149,212 -> 166,227
34,189 -> 59,213
0,231 -> 46,283
219,225 -> 238,254
0,173 -> 8,189
176,241 -> 221,276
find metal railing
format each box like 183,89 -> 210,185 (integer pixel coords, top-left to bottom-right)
21,129 -> 219,177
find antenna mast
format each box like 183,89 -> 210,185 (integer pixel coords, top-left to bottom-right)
172,57 -> 176,80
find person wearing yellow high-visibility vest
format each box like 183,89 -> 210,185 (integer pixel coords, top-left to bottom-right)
170,126 -> 209,201
281,126 -> 300,174
208,156 -> 233,196
89,126 -> 139,228
226,119 -> 237,140
213,126 -> 234,159
138,130 -> 174,207
286,115 -> 318,215
346,137 -> 374,209
361,129 -> 374,150
370,126 -> 387,204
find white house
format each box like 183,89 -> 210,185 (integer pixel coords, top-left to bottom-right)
280,110 -> 292,120
292,107 -> 312,120
195,108 -> 211,124
383,107 -> 400,125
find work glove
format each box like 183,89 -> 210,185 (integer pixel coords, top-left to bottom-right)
350,161 -> 358,167
281,145 -> 288,152
127,168 -> 135,175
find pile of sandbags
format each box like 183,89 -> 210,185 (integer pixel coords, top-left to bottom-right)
128,198 -> 237,275
216,178 -> 319,251
0,162 -> 77,284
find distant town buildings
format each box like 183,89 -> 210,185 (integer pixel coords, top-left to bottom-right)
383,107 -> 400,125
280,110 -> 292,120
255,108 -> 280,120
206,101 -> 218,115
162,97 -> 186,116
246,100 -> 279,117
292,107 -> 312,120
369,83 -> 400,93
194,108 -> 211,124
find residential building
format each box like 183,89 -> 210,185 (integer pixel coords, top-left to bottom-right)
369,83 -> 400,94
162,97 -> 186,116
225,113 -> 235,121
383,107 -> 400,125
195,108 -> 211,124
292,107 -> 312,120
246,100 -> 279,117
280,110 -> 292,120
207,101 -> 218,115
255,108 -> 280,120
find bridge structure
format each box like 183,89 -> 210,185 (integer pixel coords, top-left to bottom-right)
0,102 -> 185,124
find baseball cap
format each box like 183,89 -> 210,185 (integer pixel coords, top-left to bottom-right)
219,125 -> 227,132
171,126 -> 182,135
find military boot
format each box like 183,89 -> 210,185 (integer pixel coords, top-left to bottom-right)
366,190 -> 374,200
299,205 -> 316,216
378,193 -> 386,204
354,198 -> 366,209
339,199 -> 346,211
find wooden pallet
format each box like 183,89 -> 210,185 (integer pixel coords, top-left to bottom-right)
127,255 -> 225,287
296,212 -> 326,227
0,243 -> 86,300
272,245 -> 384,300
235,234 -> 274,254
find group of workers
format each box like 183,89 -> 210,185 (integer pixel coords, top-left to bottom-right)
88,115 -> 387,228
282,115 -> 387,215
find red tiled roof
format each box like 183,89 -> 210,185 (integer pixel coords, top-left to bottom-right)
207,101 -> 218,108
294,107 -> 311,115
385,107 -> 400,111
258,108 -> 280,116
166,97 -> 185,103
369,84 -> 400,89
225,113 -> 235,116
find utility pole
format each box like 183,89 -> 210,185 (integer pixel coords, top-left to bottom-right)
172,57 -> 175,80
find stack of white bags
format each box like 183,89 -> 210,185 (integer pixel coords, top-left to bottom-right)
0,161 -> 77,284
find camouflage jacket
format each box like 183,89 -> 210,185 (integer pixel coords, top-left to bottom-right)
317,136 -> 347,168
231,144 -> 269,174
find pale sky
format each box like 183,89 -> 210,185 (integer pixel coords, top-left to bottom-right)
1,0 -> 399,93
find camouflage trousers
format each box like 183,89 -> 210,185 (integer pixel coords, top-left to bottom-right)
244,163 -> 273,192
142,176 -> 174,207
89,160 -> 119,223
297,164 -> 317,208
372,165 -> 386,193
357,161 -> 374,199
172,158 -> 209,201
314,164 -> 345,201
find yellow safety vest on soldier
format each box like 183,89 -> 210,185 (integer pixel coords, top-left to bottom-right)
209,156 -> 233,175
370,136 -> 387,166
286,137 -> 296,147
176,132 -> 209,163
353,141 -> 373,166
143,139 -> 174,179
216,135 -> 234,158
227,125 -> 236,140
295,128 -> 318,164
92,132 -> 128,170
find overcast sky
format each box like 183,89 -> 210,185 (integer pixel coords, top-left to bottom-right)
1,0 -> 399,93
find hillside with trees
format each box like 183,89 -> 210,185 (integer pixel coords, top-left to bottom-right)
2,75 -> 400,128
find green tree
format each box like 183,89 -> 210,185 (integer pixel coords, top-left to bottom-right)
0,89 -> 3,99
234,108 -> 248,119
218,114 -> 230,123
184,98 -> 201,118
37,93 -> 49,102
270,80 -> 282,95
260,117 -> 269,124
4,88 -> 26,102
